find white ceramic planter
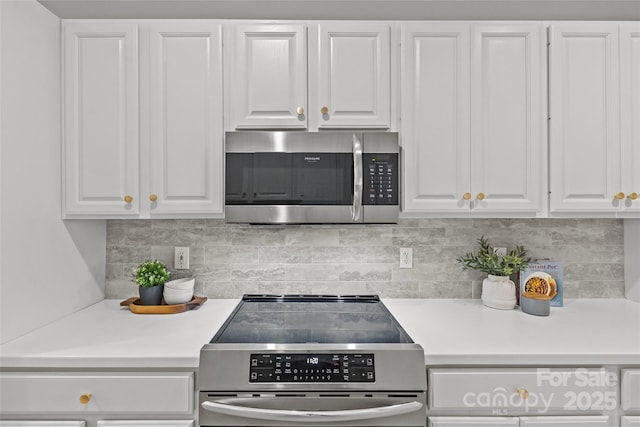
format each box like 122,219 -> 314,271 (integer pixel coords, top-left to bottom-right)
481,275 -> 516,310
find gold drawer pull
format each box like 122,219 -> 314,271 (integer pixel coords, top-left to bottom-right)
296,106 -> 305,115
628,192 -> 638,200
462,192 -> 471,200
476,192 -> 485,201
124,195 -> 133,204
79,393 -> 92,404
320,106 -> 329,115
517,388 -> 529,400
615,192 -> 625,200
149,194 -> 158,202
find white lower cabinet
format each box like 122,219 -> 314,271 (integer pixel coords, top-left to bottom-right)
621,369 -> 640,411
429,416 -> 610,426
0,423 -> 85,427
0,372 -> 195,426
97,422 -> 193,427
429,368 -> 615,414
429,416 -> 519,426
429,415 -> 608,427
519,416 -> 610,426
427,368 -> 618,427
622,416 -> 640,427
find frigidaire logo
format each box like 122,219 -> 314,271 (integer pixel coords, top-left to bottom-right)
305,157 -> 321,162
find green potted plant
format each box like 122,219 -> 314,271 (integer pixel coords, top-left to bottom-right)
456,236 -> 534,310
134,259 -> 171,305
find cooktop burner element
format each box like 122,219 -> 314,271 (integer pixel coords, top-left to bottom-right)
211,294 -> 413,344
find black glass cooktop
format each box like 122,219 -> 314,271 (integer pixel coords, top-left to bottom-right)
211,295 -> 414,344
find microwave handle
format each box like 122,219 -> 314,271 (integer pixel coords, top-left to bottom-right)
201,400 -> 423,423
351,133 -> 363,221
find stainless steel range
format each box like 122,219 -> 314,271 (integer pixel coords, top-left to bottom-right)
198,295 -> 427,427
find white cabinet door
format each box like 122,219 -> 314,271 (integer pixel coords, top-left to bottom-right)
230,24 -> 307,129
429,417 -> 518,426
0,423 -> 85,427
549,23 -> 621,214
428,368 -> 615,414
620,23 -> 640,214
401,23 -> 471,213
470,23 -> 543,213
98,421 -> 193,427
317,22 -> 390,128
148,23 -> 223,216
519,416 -> 610,426
63,23 -> 139,217
621,369 -> 640,411
401,23 -> 543,215
622,416 -> 640,427
0,372 -> 193,414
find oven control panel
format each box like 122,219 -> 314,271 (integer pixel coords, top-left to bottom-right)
249,353 -> 375,383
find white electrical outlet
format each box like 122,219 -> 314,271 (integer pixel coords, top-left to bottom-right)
174,247 -> 189,270
495,247 -> 507,256
400,248 -> 413,269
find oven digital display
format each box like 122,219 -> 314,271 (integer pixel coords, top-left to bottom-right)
249,353 -> 375,383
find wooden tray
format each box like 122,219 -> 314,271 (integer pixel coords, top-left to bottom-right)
120,296 -> 207,314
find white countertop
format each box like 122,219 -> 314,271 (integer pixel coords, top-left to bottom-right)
1,298 -> 639,369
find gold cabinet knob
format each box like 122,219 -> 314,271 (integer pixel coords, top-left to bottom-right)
462,192 -> 472,200
149,194 -> 158,202
296,106 -> 305,115
516,388 -> 529,400
615,192 -> 626,200
628,192 -> 639,200
476,192 -> 485,201
124,195 -> 133,204
79,393 -> 92,404
320,106 -> 329,115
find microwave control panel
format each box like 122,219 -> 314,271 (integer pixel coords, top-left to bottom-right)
249,353 -> 375,383
363,153 -> 398,205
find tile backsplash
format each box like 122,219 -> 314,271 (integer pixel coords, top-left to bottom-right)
105,219 -> 624,299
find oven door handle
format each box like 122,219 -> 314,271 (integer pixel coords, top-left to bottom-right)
351,132 -> 363,222
201,399 -> 423,423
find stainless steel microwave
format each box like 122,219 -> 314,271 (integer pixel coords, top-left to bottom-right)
225,131 -> 399,224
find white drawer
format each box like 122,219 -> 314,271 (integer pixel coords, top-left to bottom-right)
0,372 -> 193,414
0,423 -> 85,427
428,368 -> 615,414
622,416 -> 640,427
519,415 -> 610,426
622,369 -> 640,411
97,421 -> 194,427
429,416 -> 519,426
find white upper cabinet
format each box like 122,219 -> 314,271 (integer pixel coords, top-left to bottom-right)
549,23 -> 622,214
470,23 -> 543,213
63,21 -> 224,218
230,24 -> 307,129
401,22 -> 544,215
228,22 -> 391,130
550,22 -> 640,217
148,23 -> 224,216
401,23 -> 471,213
620,22 -> 640,215
63,22 -> 140,217
317,22 -> 390,128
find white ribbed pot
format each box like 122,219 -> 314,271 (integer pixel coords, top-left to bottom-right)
481,275 -> 516,310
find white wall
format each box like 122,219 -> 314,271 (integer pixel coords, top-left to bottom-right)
0,0 -> 106,344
